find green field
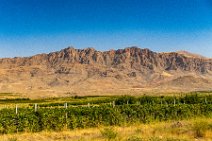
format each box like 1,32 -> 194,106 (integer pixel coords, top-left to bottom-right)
0,92 -> 212,136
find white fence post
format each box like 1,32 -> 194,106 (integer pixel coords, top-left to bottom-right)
113,101 -> 115,108
35,103 -> 38,112
64,103 -> 68,109
16,105 -> 18,115
205,98 -> 208,104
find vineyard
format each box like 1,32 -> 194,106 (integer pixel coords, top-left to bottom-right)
0,93 -> 212,134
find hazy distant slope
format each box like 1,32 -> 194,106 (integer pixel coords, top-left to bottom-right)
176,50 -> 209,59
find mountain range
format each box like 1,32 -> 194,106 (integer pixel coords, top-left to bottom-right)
0,47 -> 211,98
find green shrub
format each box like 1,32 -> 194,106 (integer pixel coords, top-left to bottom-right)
126,136 -> 142,141
149,137 -> 162,141
0,95 -> 211,134
115,96 -> 137,105
8,137 -> 18,141
100,127 -> 118,140
193,121 -> 208,138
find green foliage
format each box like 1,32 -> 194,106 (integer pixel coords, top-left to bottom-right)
148,137 -> 187,141
8,137 -> 18,141
115,96 -> 137,105
193,121 -> 209,138
100,127 -> 118,140
0,98 -> 45,104
126,136 -> 143,141
0,94 -> 211,135
37,96 -> 115,107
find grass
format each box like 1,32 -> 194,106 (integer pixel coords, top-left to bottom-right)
0,91 -> 211,108
1,117 -> 212,141
100,127 -> 118,140
0,92 -> 212,140
0,96 -> 115,109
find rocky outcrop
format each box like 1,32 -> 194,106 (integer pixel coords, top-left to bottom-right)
0,46 -> 211,95
0,47 -> 211,73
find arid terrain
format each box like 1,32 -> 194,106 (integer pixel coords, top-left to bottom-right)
0,47 -> 211,98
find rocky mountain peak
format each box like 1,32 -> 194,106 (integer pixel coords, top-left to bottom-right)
0,46 -> 211,96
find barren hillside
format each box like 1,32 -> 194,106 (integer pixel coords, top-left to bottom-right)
0,47 -> 211,98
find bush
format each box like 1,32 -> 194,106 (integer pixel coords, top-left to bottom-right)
193,121 -> 208,138
100,127 -> 118,140
115,96 -> 137,105
127,136 -> 143,141
0,95 -> 212,134
8,137 -> 18,141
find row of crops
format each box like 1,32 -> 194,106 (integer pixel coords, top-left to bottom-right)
0,94 -> 211,134
31,94 -> 212,108
1,93 -> 211,107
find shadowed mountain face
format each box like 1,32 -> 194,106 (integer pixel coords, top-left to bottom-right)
0,47 -> 211,97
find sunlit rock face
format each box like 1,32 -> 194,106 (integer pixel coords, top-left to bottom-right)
0,46 -> 211,95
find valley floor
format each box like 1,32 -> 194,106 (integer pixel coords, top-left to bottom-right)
1,117 -> 212,141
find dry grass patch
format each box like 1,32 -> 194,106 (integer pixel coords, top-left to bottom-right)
1,118 -> 212,141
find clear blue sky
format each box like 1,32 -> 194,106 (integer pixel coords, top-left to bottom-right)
0,0 -> 212,58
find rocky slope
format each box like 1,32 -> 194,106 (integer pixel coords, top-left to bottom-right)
0,47 -> 211,97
